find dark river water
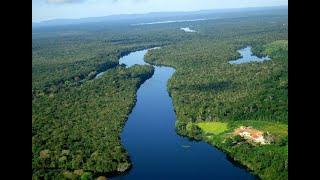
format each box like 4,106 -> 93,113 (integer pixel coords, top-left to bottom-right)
111,48 -> 255,180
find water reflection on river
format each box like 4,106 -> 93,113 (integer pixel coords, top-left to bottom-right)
111,48 -> 255,180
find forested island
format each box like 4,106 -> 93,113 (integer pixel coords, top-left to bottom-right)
32,6 -> 287,180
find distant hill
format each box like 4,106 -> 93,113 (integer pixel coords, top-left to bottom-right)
32,6 -> 287,28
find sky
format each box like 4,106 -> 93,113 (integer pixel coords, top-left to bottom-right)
32,0 -> 288,22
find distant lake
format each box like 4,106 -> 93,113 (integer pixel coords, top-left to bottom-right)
111,48 -> 255,179
180,27 -> 196,32
132,18 -> 208,26
229,46 -> 271,64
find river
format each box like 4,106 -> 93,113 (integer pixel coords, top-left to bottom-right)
111,48 -> 255,179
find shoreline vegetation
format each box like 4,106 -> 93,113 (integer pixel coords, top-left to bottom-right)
145,39 -> 287,179
33,8 -> 287,179
33,47 -> 155,179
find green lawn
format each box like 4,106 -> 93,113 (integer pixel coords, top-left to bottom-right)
196,120 -> 288,180
197,122 -> 229,135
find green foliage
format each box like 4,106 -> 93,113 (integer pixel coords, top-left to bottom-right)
277,136 -> 288,146
80,172 -> 93,180
185,122 -> 203,140
233,135 -> 245,143
33,8 -> 288,180
144,12 -> 287,180
224,137 -> 235,147
263,40 -> 288,59
197,122 -> 228,135
32,65 -> 154,177
225,144 -> 288,180
63,171 -> 77,179
201,120 -> 288,180
146,39 -> 287,123
175,120 -> 188,136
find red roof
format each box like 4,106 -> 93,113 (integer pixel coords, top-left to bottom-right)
252,134 -> 259,138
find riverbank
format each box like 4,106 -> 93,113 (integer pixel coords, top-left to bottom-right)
144,39 -> 288,179
112,48 -> 255,179
181,120 -> 288,179
32,50 -> 155,179
33,10 -> 287,179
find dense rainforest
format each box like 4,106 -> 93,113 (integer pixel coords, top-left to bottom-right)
33,65 -> 154,179
145,12 -> 288,180
32,7 -> 287,179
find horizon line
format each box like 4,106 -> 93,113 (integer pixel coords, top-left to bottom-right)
32,5 -> 287,23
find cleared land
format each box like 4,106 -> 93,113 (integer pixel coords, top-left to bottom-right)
197,122 -> 228,135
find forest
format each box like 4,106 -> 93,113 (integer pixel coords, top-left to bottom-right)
33,7 -> 287,179
33,65 -> 154,179
145,11 -> 287,180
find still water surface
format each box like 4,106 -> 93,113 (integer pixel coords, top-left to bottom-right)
229,46 -> 271,64
111,48 -> 255,180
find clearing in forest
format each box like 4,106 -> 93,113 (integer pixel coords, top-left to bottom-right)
197,122 -> 229,135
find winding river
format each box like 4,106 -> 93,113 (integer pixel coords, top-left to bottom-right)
111,48 -> 255,179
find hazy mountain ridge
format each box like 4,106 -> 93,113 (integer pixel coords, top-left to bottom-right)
32,6 -> 287,28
